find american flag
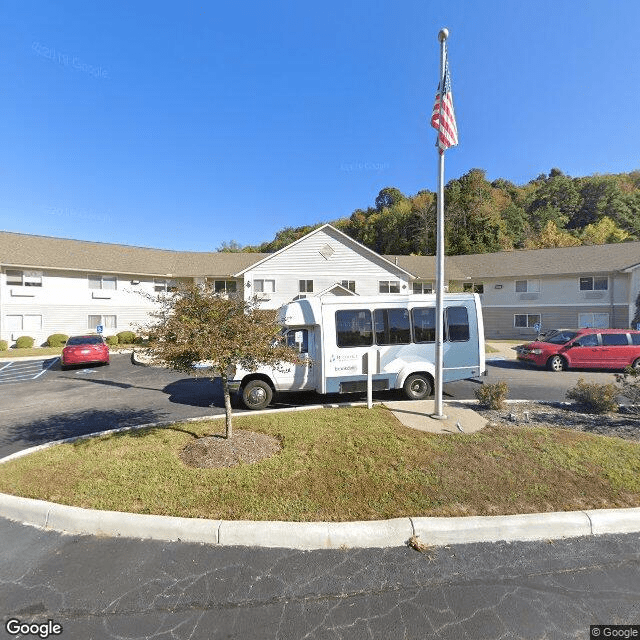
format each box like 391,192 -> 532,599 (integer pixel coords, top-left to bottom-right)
431,55 -> 458,153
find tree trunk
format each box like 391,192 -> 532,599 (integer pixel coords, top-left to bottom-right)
220,372 -> 233,439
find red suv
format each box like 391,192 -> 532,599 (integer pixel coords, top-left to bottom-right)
516,328 -> 640,372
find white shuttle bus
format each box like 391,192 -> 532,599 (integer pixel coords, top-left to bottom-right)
230,293 -> 485,410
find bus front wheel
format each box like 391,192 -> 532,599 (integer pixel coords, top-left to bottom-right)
241,380 -> 273,410
403,374 -> 433,401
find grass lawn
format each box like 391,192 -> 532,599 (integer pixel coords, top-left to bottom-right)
1,406 -> 639,521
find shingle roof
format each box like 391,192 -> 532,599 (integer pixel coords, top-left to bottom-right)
384,255 -> 467,280
0,231 -> 266,277
449,242 -> 640,278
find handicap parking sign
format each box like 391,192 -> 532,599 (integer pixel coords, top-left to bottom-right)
96,324 -> 103,334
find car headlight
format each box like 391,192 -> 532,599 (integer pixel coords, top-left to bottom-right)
531,349 -> 543,355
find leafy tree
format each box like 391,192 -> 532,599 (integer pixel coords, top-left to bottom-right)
143,284 -> 299,438
524,220 -> 581,249
216,240 -> 245,252
375,187 -> 405,211
580,216 -> 630,244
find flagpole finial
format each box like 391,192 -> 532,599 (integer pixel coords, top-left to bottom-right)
438,28 -> 449,42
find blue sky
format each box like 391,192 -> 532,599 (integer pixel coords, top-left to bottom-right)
1,1 -> 639,251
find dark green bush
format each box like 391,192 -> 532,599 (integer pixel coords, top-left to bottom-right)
566,378 -> 618,414
116,331 -> 136,344
474,380 -> 509,410
47,333 -> 69,348
0,340 -> 8,351
105,335 -> 119,346
15,336 -> 35,349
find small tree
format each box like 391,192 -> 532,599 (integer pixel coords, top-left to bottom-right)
143,283 -> 299,438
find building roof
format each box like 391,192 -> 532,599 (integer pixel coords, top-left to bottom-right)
449,241 -> 640,279
1,229 -> 639,281
0,231 -> 266,277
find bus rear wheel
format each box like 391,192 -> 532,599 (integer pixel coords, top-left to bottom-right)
403,374 -> 433,401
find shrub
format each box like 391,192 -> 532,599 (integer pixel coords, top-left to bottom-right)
0,340 -> 7,351
15,336 -> 35,349
474,380 -> 509,410
566,378 -> 618,414
47,333 -> 69,348
105,335 -> 119,346
116,331 -> 136,344
615,367 -> 640,415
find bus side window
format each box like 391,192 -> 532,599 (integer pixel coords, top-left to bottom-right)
446,306 -> 470,342
335,310 -> 373,347
287,329 -> 309,353
412,307 -> 440,342
374,308 -> 411,345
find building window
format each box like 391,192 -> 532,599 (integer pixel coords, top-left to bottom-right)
336,309 -> 373,347
463,282 -> 484,294
515,280 -> 539,293
514,314 -> 541,328
6,270 -> 42,287
412,282 -> 433,294
578,312 -> 609,328
341,280 -> 356,293
213,280 -> 237,294
89,275 -> 117,290
88,315 -> 117,330
154,279 -> 177,293
6,314 -> 42,333
299,280 -> 313,293
254,279 -> 275,294
579,276 -> 608,291
374,308 -> 411,345
379,280 -> 400,294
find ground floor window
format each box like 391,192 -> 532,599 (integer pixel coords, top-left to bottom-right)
299,280 -> 313,293
5,314 -> 42,334
88,315 -> 117,331
254,279 -> 275,293
154,278 -> 177,293
578,312 -> 609,328
514,313 -> 540,328
212,280 -> 237,294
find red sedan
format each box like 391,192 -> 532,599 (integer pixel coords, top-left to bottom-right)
61,335 -> 110,369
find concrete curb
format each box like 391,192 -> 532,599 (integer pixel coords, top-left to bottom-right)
2,406 -> 640,549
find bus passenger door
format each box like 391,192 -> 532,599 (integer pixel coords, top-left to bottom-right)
274,328 -> 315,391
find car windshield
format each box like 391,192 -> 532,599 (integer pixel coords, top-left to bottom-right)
540,330 -> 578,345
67,336 -> 103,346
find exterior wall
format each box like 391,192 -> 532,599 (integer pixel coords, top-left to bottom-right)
629,267 -> 640,328
0,268 -> 187,346
242,228 -> 411,309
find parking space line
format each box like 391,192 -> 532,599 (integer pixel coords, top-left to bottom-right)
33,358 -> 59,378
0,358 -> 58,385
0,361 -> 13,372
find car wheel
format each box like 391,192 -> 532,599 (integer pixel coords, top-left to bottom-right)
403,373 -> 433,400
631,358 -> 640,371
547,355 -> 566,372
241,380 -> 273,410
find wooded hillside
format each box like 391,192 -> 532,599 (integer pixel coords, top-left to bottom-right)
227,168 -> 640,255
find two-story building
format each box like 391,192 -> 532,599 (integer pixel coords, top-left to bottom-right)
1,224 -> 639,344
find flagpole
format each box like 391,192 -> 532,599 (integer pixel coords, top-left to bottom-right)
433,27 -> 448,419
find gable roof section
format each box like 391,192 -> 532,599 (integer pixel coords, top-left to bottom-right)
0,231 -> 266,277
235,224 -> 415,277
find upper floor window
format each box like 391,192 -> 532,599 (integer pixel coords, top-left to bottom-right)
379,280 -> 400,294
463,282 -> 484,294
341,280 -> 356,293
254,279 -> 275,293
299,280 -> 313,293
579,276 -> 608,291
6,269 -> 42,287
213,280 -> 237,294
89,274 -> 117,290
515,279 -> 539,293
154,278 -> 177,293
413,282 -> 433,294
